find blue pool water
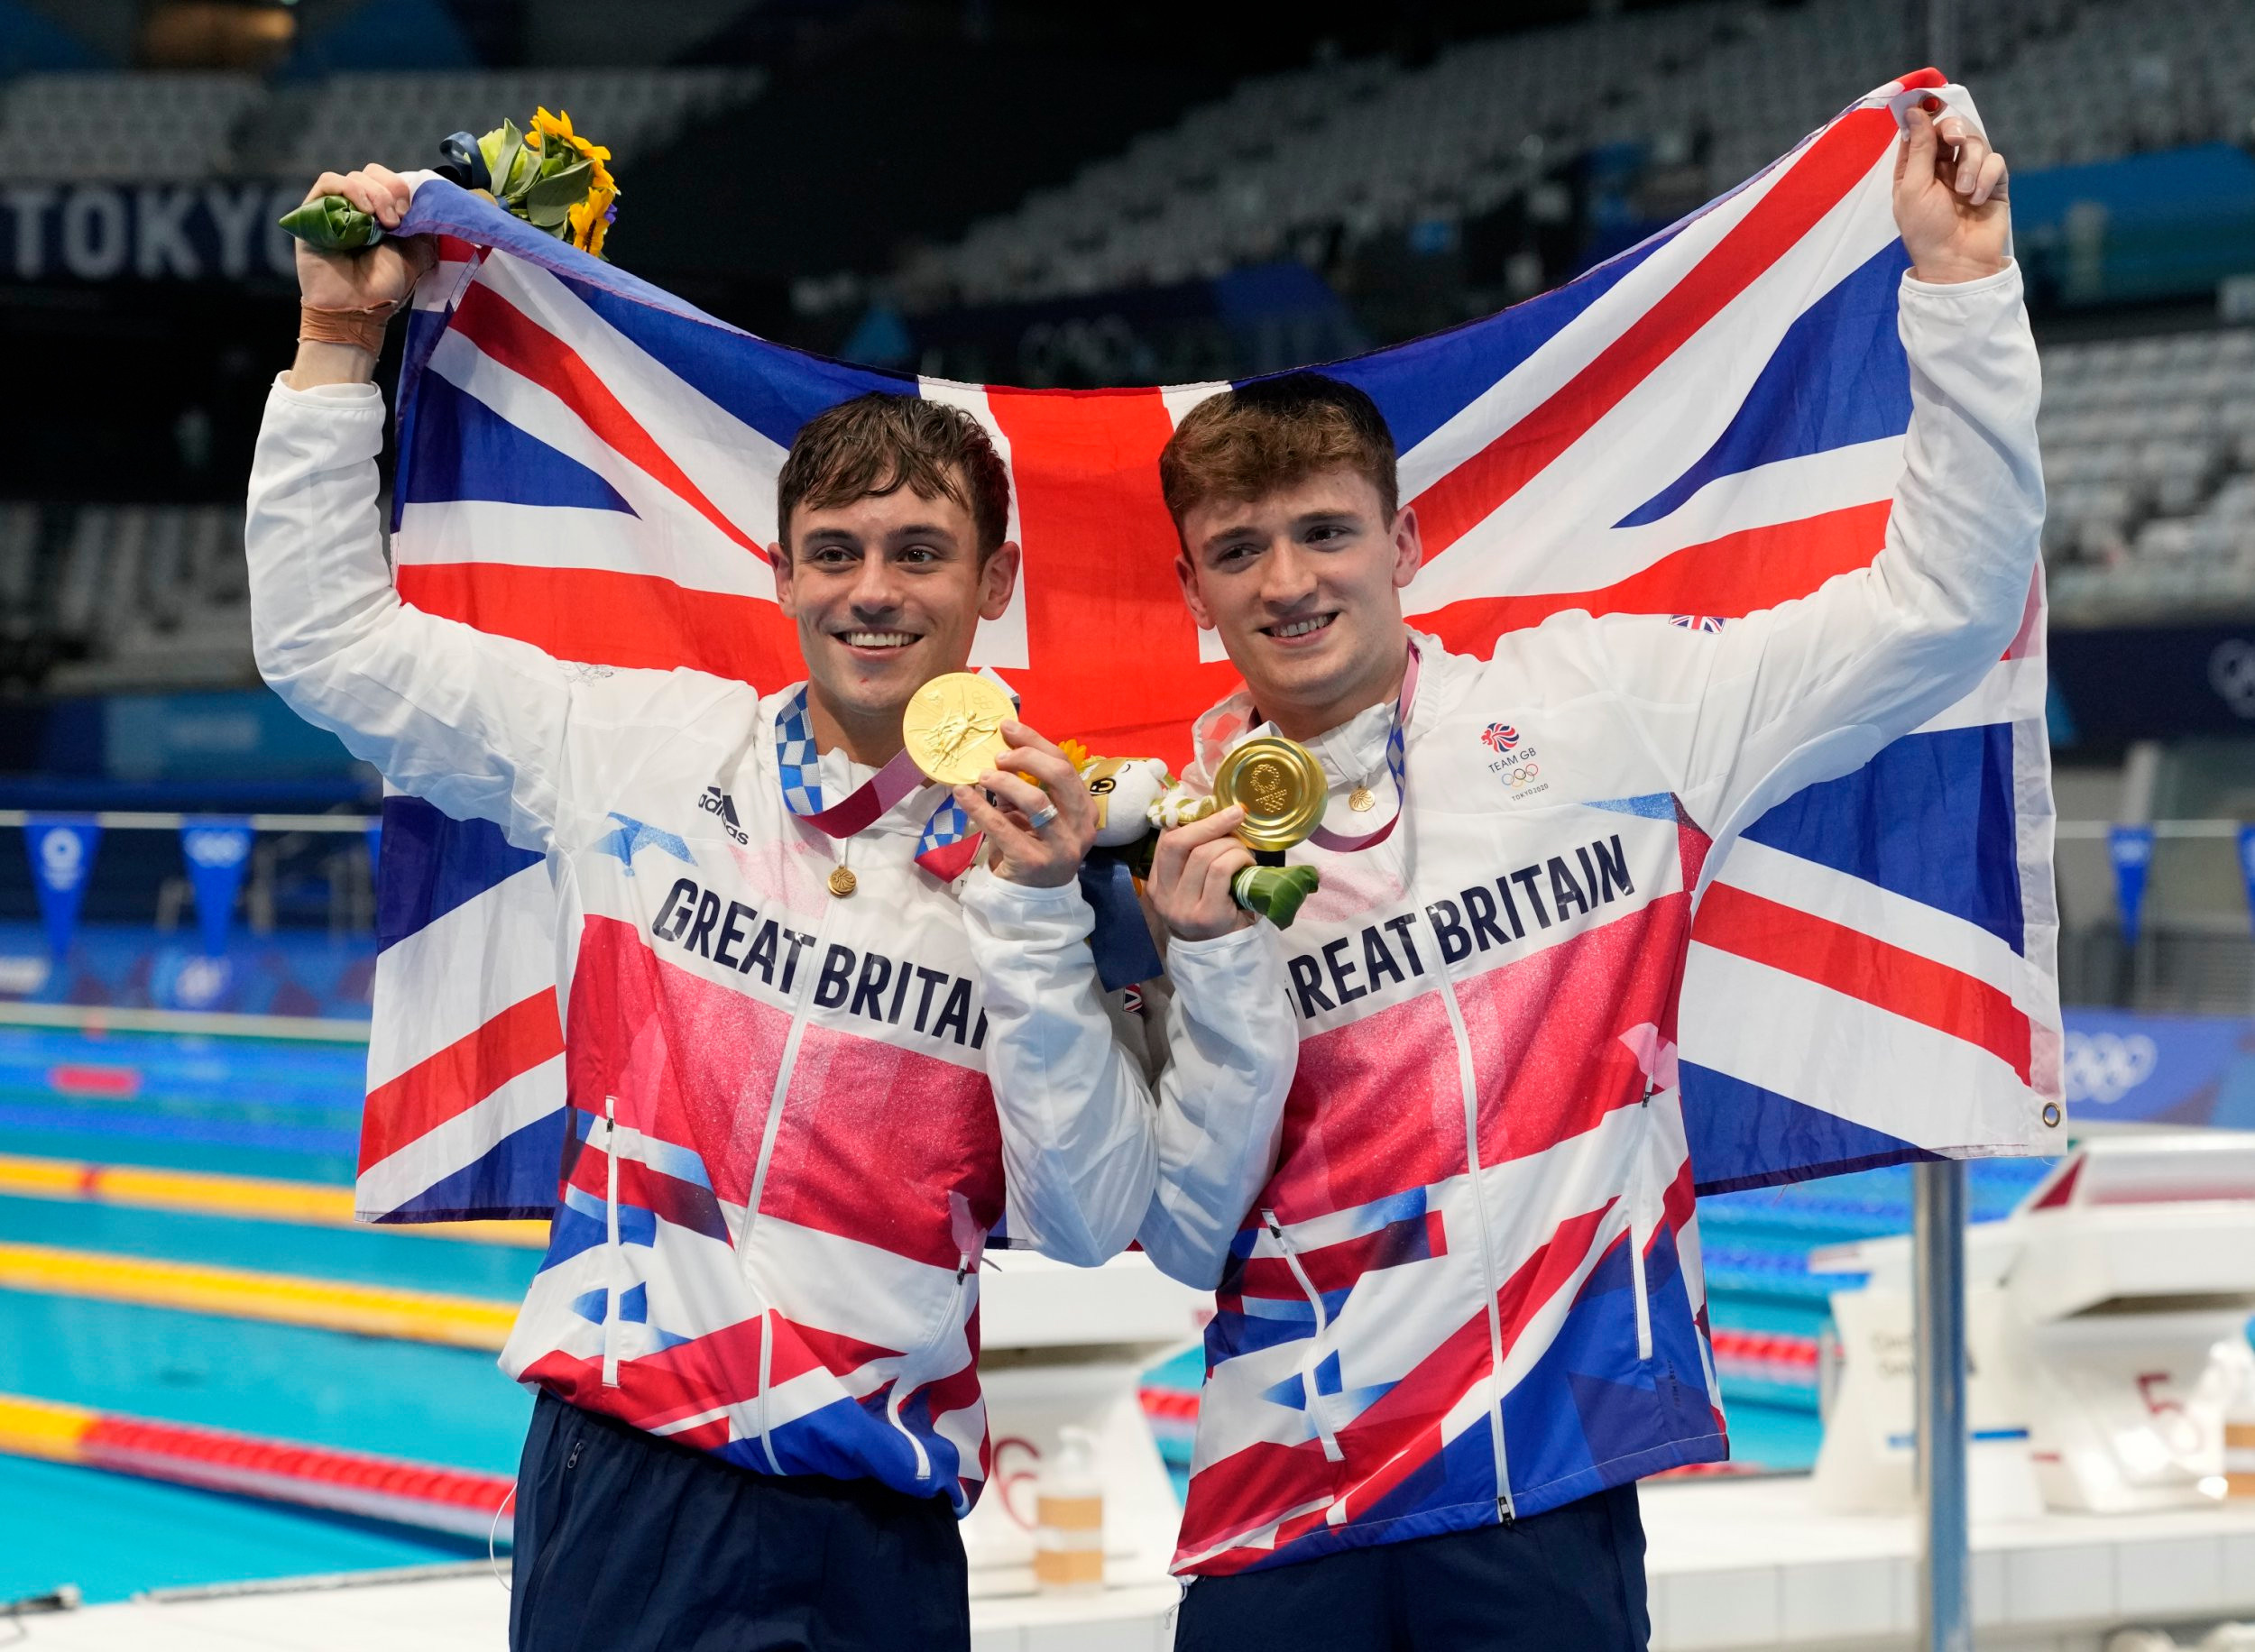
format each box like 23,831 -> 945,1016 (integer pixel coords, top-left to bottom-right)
0,1024 -> 531,1604
0,1021 -> 2060,1605
0,1455 -> 490,1604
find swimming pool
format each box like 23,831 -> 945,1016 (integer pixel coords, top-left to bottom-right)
0,1019 -> 2054,1606
0,1024 -> 533,1604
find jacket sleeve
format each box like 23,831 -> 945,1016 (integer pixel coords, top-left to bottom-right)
1568,262 -> 2043,840
957,868 -> 1297,1276
245,374 -> 582,852
1137,916 -> 1298,1289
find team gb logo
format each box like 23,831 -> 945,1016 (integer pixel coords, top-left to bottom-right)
1482,723 -> 1518,752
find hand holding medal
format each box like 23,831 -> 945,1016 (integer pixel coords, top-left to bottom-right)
907,675 -> 1095,891
901,672 -> 1327,934
1193,736 -> 1326,929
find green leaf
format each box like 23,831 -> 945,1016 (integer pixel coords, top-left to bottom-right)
523,195 -> 574,228
1231,864 -> 1321,929
276,194 -> 377,251
503,121 -> 531,179
525,158 -> 591,212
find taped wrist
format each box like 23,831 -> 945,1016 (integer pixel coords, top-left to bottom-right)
299,298 -> 403,356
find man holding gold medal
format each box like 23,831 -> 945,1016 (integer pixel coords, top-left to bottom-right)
966,102 -> 2036,1650
246,161 -> 1294,1652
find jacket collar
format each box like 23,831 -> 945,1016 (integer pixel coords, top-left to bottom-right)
1184,631 -> 1472,792
758,684 -> 949,840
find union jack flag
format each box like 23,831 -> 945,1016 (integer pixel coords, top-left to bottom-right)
356,66 -> 2058,1227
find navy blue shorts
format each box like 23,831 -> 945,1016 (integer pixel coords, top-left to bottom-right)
509,1390 -> 970,1652
1174,1483 -> 1651,1652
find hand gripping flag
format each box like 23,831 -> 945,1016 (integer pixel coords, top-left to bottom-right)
354,68 -> 2060,1225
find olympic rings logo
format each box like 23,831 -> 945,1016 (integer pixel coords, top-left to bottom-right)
1500,763 -> 1540,786
2060,1031 -> 2158,1105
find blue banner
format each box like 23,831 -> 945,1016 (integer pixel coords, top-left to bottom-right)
2060,1007 -> 2255,1129
24,816 -> 99,959
2108,823 -> 2155,947
2239,826 -> 2255,940
180,820 -> 253,957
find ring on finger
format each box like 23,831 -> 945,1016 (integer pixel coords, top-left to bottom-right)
1026,803 -> 1060,831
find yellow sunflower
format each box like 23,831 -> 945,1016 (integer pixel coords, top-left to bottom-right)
530,106 -> 620,257
568,181 -> 618,258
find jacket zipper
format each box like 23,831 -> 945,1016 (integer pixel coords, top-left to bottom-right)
1264,1209 -> 1344,1464
1629,1097 -> 1655,1363
1351,713 -> 1515,1518
600,1095 -> 623,1388
1432,976 -> 1515,1518
740,886 -> 839,1473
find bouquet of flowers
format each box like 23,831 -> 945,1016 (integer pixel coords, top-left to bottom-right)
279,106 -> 618,259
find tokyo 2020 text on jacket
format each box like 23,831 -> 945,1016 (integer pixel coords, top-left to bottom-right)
244,375 -> 1297,1515
1017,263 -> 2045,1576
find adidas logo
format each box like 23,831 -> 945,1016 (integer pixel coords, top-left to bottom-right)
698,785 -> 748,844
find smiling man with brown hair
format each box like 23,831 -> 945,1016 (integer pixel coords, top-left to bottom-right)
1054,104 -> 2030,1652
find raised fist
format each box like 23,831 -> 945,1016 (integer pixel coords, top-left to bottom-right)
1893,104 -> 2010,286
295,163 -> 435,313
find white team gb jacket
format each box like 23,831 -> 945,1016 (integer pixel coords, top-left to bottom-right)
1021,263 -> 2047,1575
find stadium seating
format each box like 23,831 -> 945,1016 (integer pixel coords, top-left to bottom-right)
2040,327 -> 2255,621
1974,0 -> 2255,171
0,72 -> 264,181
0,67 -> 763,181
34,504 -> 253,693
897,7 -> 1735,307
262,69 -> 763,180
894,0 -> 2255,310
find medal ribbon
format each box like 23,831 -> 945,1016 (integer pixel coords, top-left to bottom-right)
775,687 -> 982,881
1292,639 -> 1422,854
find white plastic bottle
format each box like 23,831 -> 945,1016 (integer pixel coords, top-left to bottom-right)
2225,1350 -> 2255,1501
1033,1425 -> 1105,1592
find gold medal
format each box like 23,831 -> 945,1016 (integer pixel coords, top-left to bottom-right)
1212,736 -> 1328,853
901,673 -> 1014,786
827,867 -> 859,898
1348,785 -> 1376,812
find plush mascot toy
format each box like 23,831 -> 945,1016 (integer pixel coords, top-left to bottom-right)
1063,744 -> 1321,934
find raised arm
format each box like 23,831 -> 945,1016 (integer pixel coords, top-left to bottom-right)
1578,103 -> 2040,839
250,164 -> 578,849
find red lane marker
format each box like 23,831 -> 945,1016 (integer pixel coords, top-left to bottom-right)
48,1064 -> 141,1099
70,1411 -> 514,1530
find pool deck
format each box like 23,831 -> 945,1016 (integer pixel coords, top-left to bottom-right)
23,1480 -> 2255,1651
